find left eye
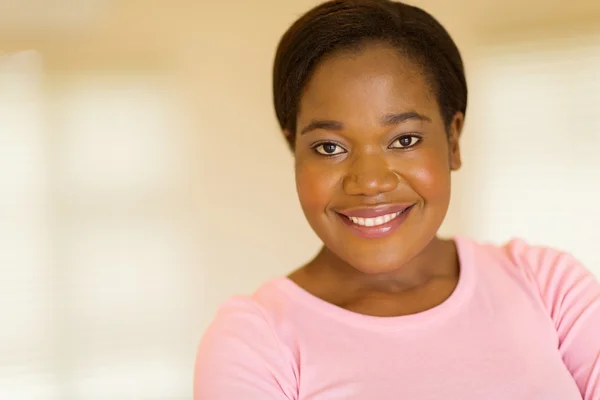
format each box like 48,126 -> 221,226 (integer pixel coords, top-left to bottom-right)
314,142 -> 346,155
389,135 -> 421,149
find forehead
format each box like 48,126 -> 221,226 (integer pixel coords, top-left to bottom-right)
298,43 -> 438,125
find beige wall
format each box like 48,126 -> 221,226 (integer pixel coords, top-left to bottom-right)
1,1 -> 599,398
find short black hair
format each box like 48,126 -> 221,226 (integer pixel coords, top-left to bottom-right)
273,0 -> 468,149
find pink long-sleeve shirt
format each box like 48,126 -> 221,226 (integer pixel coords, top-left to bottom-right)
195,237 -> 600,399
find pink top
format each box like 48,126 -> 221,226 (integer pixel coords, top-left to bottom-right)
194,237 -> 600,399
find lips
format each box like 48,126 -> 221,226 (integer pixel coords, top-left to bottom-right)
337,204 -> 413,218
336,204 -> 415,239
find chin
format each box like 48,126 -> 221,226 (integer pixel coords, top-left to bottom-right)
335,244 -> 417,275
324,224 -> 441,274
311,208 -> 444,274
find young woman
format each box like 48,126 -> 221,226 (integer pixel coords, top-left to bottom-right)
195,1 -> 600,398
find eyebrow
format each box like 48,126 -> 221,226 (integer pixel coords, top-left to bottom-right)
380,111 -> 431,125
299,112 -> 431,135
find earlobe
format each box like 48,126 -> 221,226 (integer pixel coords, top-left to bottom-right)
449,112 -> 464,171
450,132 -> 462,171
283,129 -> 295,149
450,150 -> 462,171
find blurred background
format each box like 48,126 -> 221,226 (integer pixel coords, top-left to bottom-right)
1,0 -> 599,398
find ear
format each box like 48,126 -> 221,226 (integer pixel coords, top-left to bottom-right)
283,129 -> 295,151
448,112 -> 464,171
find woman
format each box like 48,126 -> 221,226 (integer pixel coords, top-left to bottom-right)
195,1 -> 600,398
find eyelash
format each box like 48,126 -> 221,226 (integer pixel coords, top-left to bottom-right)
389,134 -> 422,149
311,141 -> 346,156
311,134 -> 422,157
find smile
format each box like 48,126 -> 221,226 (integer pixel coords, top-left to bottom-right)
346,211 -> 403,227
337,204 -> 414,239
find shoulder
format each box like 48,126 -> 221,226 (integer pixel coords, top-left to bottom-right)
195,280 -> 298,398
199,278 -> 294,353
202,295 -> 271,338
466,238 -> 600,397
501,238 -> 581,273
464,236 -> 599,320
476,236 -> 594,288
462,235 -> 588,278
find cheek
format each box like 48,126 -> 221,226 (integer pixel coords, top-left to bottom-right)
295,158 -> 340,215
406,148 -> 451,201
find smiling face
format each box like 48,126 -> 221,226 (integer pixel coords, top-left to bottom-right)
292,42 -> 463,275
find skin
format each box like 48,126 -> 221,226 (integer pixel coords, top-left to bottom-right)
286,42 -> 465,317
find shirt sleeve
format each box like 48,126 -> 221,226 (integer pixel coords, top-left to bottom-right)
194,297 -> 298,400
512,240 -> 600,399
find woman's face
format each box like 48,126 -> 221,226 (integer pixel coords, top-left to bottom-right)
292,43 -> 463,274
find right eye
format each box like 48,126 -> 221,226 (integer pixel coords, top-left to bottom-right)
313,142 -> 346,156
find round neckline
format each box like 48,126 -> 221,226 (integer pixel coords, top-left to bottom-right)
273,235 -> 476,329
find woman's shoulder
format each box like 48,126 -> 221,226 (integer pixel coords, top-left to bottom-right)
207,277 -> 292,329
462,235 -> 598,309
461,235 -> 587,276
201,277 -> 307,350
195,280 -> 299,398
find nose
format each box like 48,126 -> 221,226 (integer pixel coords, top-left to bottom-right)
343,152 -> 399,197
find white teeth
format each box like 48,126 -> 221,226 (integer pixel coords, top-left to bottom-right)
347,211 -> 402,227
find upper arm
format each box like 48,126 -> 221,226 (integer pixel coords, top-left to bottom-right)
513,241 -> 600,399
194,298 -> 298,400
